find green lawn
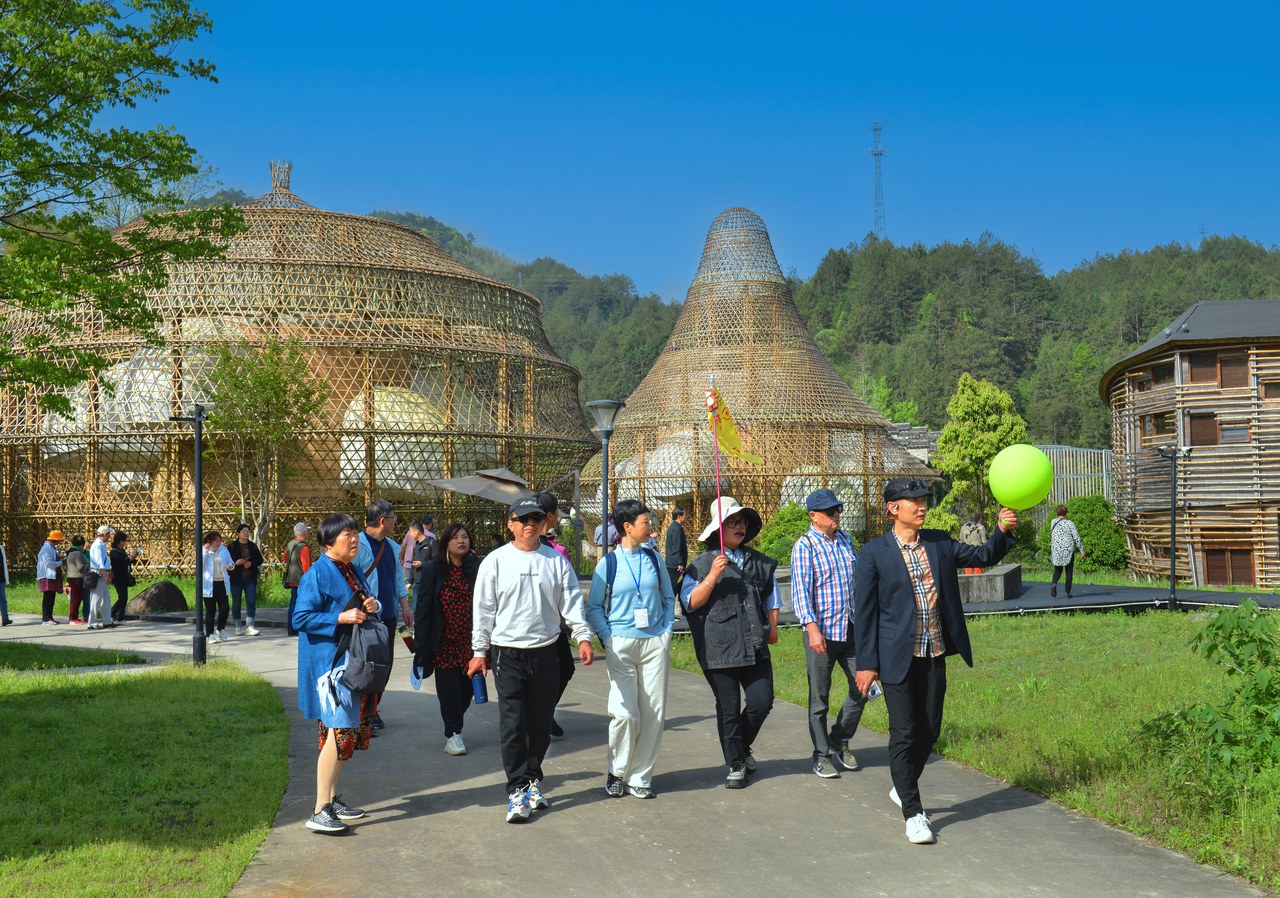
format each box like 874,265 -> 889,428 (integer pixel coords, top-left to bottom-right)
2,573 -> 292,617
0,659 -> 289,898
0,642 -> 148,670
671,610 -> 1280,890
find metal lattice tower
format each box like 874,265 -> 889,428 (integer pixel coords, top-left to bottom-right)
584,208 -> 934,542
0,164 -> 596,569
869,122 -> 886,238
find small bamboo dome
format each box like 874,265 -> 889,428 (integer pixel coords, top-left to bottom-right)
587,208 -> 934,541
0,163 -> 595,569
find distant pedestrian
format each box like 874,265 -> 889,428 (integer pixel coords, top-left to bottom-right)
109,530 -> 138,624
594,515 -> 618,549
536,492 -> 574,739
86,526 -> 112,630
680,497 -> 780,789
228,524 -> 264,636
37,529 -> 65,625
0,541 -> 10,626
293,513 -> 380,835
284,522 -> 313,636
202,531 -> 234,642
1048,505 -> 1085,599
959,512 -> 988,574
468,496 -> 593,823
413,523 -> 480,756
664,508 -> 688,594
65,535 -> 89,624
355,499 -> 413,730
587,499 -> 675,799
791,488 -> 866,780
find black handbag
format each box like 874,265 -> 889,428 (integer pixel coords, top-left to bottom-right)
83,570 -> 99,589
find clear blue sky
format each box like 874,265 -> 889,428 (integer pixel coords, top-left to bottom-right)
140,1 -> 1280,300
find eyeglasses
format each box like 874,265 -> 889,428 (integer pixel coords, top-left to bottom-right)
512,512 -> 546,524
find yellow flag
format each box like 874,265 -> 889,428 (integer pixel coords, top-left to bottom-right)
706,388 -> 764,464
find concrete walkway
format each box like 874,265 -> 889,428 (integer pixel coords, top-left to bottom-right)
1,616 -> 1264,898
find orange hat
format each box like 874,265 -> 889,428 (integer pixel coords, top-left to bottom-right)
47,530 -> 64,542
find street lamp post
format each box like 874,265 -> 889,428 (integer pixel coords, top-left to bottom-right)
585,399 -> 626,556
1155,445 -> 1191,611
171,402 -> 213,665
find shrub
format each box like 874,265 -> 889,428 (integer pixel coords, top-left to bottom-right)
923,507 -> 959,534
1036,494 -> 1127,571
756,502 -> 813,565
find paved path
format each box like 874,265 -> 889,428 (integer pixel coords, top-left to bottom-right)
1,616 -> 1264,898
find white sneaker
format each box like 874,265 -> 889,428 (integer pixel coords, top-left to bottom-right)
234,624 -> 244,636
890,786 -> 901,808
216,629 -> 226,643
245,625 -> 261,636
444,734 -> 466,755
905,812 -> 935,844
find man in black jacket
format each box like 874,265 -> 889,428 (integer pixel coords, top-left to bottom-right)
664,508 -> 688,594
854,477 -> 1017,845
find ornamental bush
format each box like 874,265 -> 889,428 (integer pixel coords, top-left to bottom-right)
1036,494 -> 1127,571
757,502 -> 816,566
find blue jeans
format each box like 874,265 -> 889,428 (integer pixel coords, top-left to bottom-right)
0,580 -> 9,623
230,576 -> 257,625
287,585 -> 299,636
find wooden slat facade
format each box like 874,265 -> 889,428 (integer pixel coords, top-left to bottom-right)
1108,342 -> 1280,590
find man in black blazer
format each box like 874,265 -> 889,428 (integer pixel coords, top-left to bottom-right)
853,477 -> 1018,844
664,508 -> 688,594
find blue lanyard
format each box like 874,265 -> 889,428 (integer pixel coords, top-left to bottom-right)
620,550 -> 644,594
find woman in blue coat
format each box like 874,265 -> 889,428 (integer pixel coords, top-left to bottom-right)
293,512 -> 381,835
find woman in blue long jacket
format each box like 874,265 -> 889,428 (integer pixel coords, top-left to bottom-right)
293,512 -> 380,835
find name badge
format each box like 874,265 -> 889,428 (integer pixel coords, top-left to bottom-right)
634,607 -> 650,629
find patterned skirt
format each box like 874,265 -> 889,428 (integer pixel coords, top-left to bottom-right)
318,693 -> 376,761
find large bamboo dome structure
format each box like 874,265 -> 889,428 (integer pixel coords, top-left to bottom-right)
0,163 -> 595,568
587,208 -> 934,541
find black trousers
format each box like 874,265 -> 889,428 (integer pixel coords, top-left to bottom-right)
554,629 -> 574,702
204,581 -> 229,635
1052,559 -> 1075,594
41,589 -> 57,622
883,655 -> 947,819
493,642 -> 560,794
111,584 -> 129,622
701,653 -> 774,767
435,666 -> 474,737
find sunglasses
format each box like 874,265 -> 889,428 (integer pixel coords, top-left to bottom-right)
903,480 -> 928,491
512,512 -> 546,524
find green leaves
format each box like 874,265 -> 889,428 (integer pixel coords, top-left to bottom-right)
933,373 -> 1028,518
0,0 -> 242,411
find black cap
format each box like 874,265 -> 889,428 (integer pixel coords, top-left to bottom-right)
883,477 -> 930,502
805,488 -> 844,512
535,492 -> 559,515
509,496 -> 544,518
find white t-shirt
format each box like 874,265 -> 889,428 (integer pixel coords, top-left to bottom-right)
472,542 -> 590,653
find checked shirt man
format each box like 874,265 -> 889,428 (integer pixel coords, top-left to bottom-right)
791,488 -> 867,779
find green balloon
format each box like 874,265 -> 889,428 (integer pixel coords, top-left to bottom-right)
987,444 -> 1053,511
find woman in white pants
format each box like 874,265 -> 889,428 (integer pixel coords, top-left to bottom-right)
585,499 -> 676,799
87,525 -> 114,629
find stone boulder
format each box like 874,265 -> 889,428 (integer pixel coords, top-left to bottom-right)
128,580 -> 189,614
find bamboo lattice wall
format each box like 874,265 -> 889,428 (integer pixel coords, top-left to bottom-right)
1107,342 -> 1280,589
584,208 -> 936,543
0,163 -> 596,571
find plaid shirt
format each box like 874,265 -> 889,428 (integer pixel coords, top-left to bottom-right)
892,530 -> 945,659
790,527 -> 856,641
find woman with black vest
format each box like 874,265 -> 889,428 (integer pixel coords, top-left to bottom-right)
679,497 -> 780,789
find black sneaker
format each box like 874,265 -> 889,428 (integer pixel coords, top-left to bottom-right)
305,804 -> 348,834
372,714 -> 386,729
605,774 -> 625,798
1050,584 -> 1057,597
330,794 -> 365,821
743,749 -> 757,775
550,719 -> 565,739
725,763 -> 747,789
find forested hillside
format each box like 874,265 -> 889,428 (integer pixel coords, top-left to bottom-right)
371,213 -> 1280,448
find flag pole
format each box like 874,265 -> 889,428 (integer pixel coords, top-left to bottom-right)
710,378 -> 724,557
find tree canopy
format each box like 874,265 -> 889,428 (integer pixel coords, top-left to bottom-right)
933,373 -> 1028,518
0,0 -> 242,412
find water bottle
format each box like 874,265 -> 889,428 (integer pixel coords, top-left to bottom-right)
471,672 -> 488,704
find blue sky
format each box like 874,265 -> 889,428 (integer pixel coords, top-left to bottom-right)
139,1 -> 1280,300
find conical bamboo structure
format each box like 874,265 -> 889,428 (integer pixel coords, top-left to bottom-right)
587,208 -> 934,542
0,163 -> 595,570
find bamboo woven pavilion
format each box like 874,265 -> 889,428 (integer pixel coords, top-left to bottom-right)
0,163 -> 595,569
585,208 -> 935,542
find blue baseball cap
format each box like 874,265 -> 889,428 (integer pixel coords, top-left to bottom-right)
805,488 -> 844,513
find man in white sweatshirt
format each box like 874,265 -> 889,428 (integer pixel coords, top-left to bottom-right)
469,496 -> 594,823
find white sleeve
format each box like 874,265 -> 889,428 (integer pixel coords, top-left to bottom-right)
472,554 -> 499,655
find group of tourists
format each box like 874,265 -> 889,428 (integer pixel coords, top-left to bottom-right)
290,481 -> 1021,846
30,526 -> 138,629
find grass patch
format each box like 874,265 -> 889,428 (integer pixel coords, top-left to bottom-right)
2,572 -> 292,617
671,610 -> 1280,888
0,659 -> 289,898
0,642 -> 148,670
